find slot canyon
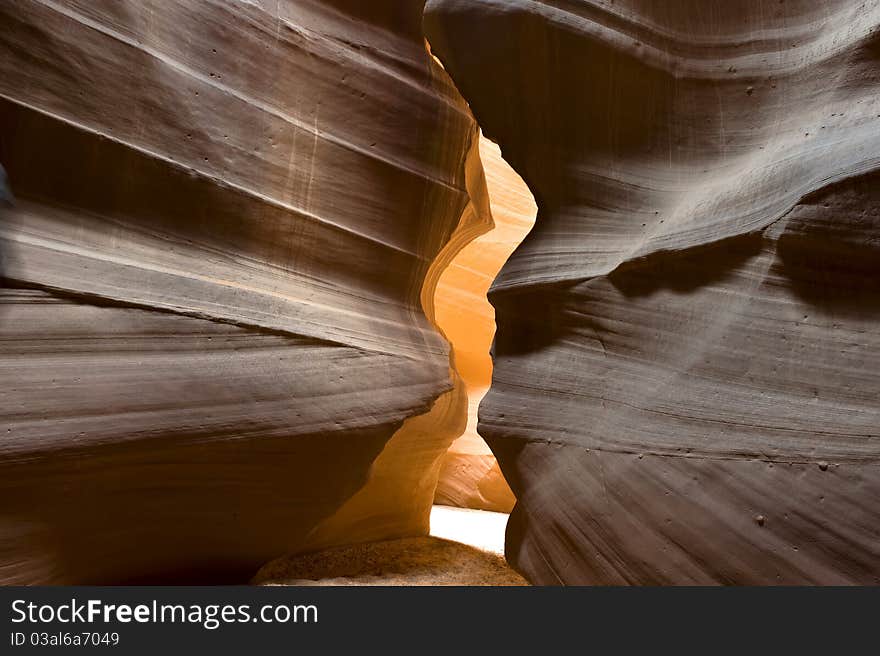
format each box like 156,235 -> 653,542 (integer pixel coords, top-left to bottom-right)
0,0 -> 878,586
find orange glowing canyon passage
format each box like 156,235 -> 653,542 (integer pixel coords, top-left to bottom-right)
432,136 -> 536,513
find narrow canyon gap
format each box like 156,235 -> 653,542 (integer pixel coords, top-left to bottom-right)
432,134 -> 536,514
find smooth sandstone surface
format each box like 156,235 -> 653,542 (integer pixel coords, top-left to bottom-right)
0,0 -> 482,583
433,136 -> 535,513
426,0 -> 880,584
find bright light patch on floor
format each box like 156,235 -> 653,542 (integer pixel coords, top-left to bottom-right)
429,505 -> 508,555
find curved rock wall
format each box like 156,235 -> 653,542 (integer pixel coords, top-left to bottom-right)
426,0 -> 880,584
0,0 -> 480,583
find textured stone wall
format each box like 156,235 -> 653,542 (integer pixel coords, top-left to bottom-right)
0,0 -> 481,583
426,0 -> 880,584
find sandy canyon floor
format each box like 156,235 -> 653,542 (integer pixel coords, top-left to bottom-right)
253,506 -> 527,586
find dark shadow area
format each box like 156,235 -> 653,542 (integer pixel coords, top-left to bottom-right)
776,233 -> 880,317
0,416 -> 395,585
608,232 -> 765,298
0,166 -> 12,283
0,127 -> 16,286
774,172 -> 880,318
489,280 -> 580,357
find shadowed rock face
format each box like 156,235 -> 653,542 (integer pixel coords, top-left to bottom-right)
0,0 -> 481,583
426,0 -> 880,584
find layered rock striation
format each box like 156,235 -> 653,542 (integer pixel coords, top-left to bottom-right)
426,0 -> 880,584
0,0 -> 482,583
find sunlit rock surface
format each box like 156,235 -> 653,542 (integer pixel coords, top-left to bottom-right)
426,0 -> 880,584
0,0 -> 481,583
433,135 -> 535,513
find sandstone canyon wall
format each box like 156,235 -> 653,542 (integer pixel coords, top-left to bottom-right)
426,0 -> 880,584
0,0 -> 483,583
